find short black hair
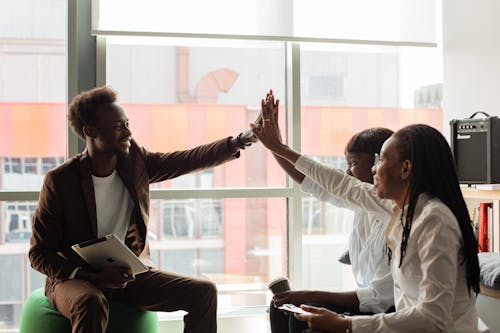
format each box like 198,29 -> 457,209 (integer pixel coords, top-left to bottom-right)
67,86 -> 117,139
344,127 -> 394,161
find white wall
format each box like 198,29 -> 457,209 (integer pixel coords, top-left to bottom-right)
477,294 -> 500,333
444,4 -> 500,332
443,0 -> 500,139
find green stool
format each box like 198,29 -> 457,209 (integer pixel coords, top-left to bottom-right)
19,288 -> 158,333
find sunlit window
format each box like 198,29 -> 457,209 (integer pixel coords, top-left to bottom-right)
0,0 -> 442,329
0,0 -> 66,329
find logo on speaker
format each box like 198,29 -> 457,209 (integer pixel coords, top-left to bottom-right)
457,134 -> 471,140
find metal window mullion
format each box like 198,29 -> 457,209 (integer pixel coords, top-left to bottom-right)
67,0 -> 79,158
286,42 -> 304,289
67,0 -> 96,157
0,191 -> 39,202
96,36 -> 106,86
150,187 -> 293,200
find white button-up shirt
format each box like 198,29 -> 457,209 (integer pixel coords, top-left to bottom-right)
296,156 -> 394,313
296,156 -> 482,332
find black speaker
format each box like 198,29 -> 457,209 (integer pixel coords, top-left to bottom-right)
450,112 -> 500,184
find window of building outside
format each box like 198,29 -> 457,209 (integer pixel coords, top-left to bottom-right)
161,198 -> 222,239
0,0 -> 442,330
0,0 -> 66,329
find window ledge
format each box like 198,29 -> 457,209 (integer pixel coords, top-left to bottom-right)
157,305 -> 268,321
157,306 -> 270,333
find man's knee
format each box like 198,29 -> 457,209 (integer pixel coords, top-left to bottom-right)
188,279 -> 217,310
197,280 -> 217,301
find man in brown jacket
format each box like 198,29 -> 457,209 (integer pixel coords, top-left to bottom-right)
29,86 -> 257,333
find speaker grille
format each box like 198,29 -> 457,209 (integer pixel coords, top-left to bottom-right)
455,131 -> 487,183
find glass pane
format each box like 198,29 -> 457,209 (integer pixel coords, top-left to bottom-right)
0,0 -> 67,191
0,4 -> 66,329
300,43 -> 442,159
0,255 -> 23,302
299,42 -> 442,292
0,305 -> 22,330
3,201 -> 36,243
29,267 -> 46,293
149,198 -> 287,308
0,200 -> 35,329
302,196 -> 356,290
106,37 -> 286,188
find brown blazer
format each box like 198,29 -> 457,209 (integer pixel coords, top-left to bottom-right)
29,138 -> 239,293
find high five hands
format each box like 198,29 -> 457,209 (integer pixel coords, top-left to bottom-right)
250,90 -> 284,152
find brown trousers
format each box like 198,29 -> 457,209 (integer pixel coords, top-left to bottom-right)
47,269 -> 217,333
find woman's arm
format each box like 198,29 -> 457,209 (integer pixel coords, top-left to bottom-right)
295,155 -> 393,215
251,92 -> 393,214
273,153 -> 305,184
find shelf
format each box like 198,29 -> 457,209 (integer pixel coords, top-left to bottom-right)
462,187 -> 500,200
481,285 -> 500,299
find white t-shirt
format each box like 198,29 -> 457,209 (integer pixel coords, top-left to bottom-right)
92,170 -> 134,242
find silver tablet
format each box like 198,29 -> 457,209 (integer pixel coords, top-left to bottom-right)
72,234 -> 148,275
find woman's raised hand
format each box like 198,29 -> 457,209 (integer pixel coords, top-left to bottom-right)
251,90 -> 283,151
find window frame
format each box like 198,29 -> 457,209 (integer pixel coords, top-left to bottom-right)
0,2 -> 440,320
91,0 -> 438,290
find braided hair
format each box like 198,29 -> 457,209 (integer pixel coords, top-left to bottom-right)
389,124 -> 480,294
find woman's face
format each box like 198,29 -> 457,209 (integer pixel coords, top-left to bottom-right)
372,136 -> 410,207
345,152 -> 374,184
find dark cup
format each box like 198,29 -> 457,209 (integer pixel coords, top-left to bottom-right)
268,277 -> 291,295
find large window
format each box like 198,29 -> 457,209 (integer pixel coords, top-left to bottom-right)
0,0 -> 442,330
104,36 -> 442,310
299,42 -> 442,291
148,198 -> 286,308
106,37 -> 286,189
0,0 -> 66,330
0,0 -> 67,186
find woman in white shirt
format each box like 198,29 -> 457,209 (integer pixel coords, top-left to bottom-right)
252,95 -> 481,332
267,121 -> 395,332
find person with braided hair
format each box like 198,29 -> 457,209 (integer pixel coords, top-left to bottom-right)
252,94 -> 482,332
259,92 -> 395,333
